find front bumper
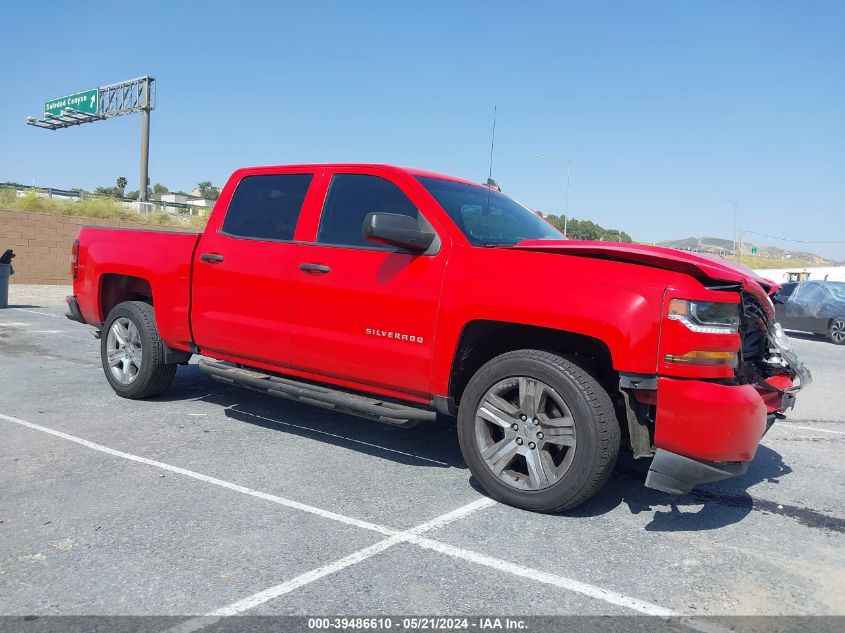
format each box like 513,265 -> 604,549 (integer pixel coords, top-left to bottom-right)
646,448 -> 749,495
646,373 -> 800,495
644,317 -> 810,495
654,377 -> 769,463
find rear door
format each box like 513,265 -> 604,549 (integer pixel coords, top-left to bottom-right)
791,283 -> 827,332
287,169 -> 449,399
191,169 -> 317,367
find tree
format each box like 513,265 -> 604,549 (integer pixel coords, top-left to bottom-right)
94,186 -> 117,197
153,183 -> 169,194
196,181 -> 220,200
125,190 -> 140,200
116,177 -> 128,197
566,219 -> 603,241
543,214 -> 633,243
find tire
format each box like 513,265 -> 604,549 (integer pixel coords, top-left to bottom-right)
457,349 -> 620,512
829,319 -> 845,345
100,301 -> 177,399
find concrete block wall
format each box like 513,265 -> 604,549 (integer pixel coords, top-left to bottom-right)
0,209 -> 198,284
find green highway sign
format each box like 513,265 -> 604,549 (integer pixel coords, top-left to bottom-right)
44,88 -> 98,117
751,246 -> 758,254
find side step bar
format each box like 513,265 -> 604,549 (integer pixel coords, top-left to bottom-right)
198,358 -> 436,428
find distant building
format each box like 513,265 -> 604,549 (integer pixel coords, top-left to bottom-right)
150,192 -> 214,213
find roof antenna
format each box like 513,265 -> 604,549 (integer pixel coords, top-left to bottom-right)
485,106 -> 501,191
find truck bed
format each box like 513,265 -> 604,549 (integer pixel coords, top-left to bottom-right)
73,227 -> 201,351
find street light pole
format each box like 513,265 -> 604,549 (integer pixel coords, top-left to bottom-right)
722,197 -> 738,252
738,228 -> 750,257
536,153 -> 571,237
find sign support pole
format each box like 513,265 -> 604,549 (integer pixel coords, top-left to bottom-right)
139,77 -> 152,202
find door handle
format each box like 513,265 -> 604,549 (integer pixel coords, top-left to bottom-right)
200,253 -> 225,263
299,263 -> 331,274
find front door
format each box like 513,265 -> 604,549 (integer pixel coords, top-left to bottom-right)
191,171 -> 316,368
288,171 -> 448,398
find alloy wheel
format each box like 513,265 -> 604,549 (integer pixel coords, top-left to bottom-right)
106,317 -> 143,385
832,319 -> 845,344
474,376 -> 577,491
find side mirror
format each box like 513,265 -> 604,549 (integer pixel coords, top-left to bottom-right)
362,212 -> 435,253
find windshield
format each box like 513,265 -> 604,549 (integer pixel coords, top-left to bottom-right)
416,176 -> 563,246
826,282 -> 845,302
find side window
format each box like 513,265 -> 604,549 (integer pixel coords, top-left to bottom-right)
317,174 -> 422,249
778,283 -> 797,299
801,285 -> 825,303
222,174 -> 313,241
794,283 -> 823,304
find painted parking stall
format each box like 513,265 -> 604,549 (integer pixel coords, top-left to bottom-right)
1,286 -> 844,628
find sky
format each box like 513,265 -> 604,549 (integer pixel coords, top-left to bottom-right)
1,1 -> 843,258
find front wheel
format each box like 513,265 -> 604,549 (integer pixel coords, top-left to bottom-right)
101,301 -> 177,399
830,319 -> 845,345
457,350 -> 620,512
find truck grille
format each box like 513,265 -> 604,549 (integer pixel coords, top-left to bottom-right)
740,293 -> 769,370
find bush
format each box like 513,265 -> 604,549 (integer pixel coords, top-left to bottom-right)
0,187 -> 208,229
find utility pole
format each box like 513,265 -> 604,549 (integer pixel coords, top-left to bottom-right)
536,154 -> 571,237
139,77 -> 152,202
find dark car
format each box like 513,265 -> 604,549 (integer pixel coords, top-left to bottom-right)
774,280 -> 845,344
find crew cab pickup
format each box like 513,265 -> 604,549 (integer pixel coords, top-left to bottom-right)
66,164 -> 810,511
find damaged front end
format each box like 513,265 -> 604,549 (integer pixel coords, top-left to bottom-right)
738,290 -> 811,428
637,284 -> 811,496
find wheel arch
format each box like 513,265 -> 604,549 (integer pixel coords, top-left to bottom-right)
99,273 -> 154,321
447,320 -> 616,407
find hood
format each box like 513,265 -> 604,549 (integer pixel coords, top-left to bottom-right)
514,240 -> 776,294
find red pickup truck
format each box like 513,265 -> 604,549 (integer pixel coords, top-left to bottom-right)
66,164 -> 809,512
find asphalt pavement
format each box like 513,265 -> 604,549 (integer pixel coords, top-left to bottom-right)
1,286 -> 843,625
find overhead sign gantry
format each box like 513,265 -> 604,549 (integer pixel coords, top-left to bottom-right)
26,76 -> 156,201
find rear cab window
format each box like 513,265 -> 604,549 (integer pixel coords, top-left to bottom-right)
222,173 -> 313,241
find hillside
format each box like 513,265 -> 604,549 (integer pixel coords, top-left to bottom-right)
657,236 -> 836,266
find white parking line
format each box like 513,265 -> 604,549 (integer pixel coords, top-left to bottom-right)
209,498 -> 493,617
9,307 -> 65,319
406,533 -> 673,616
1,412 -> 692,620
0,412 -> 394,537
778,423 -> 845,436
5,312 -> 448,467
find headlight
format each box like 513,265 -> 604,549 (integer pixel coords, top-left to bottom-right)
667,299 -> 740,335
771,322 -> 792,351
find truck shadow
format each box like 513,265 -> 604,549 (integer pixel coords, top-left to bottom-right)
158,366 -> 842,533
567,447 -> 795,531
159,364 -> 467,469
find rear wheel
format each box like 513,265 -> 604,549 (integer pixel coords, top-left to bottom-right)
101,301 -> 177,398
830,319 -> 845,345
457,349 -> 620,512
